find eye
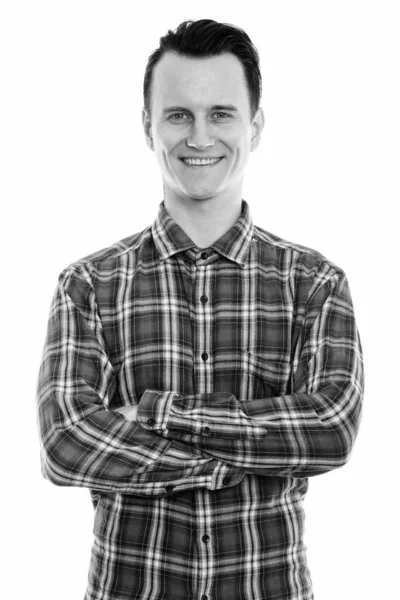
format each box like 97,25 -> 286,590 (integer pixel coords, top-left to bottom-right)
213,112 -> 230,119
169,113 -> 189,121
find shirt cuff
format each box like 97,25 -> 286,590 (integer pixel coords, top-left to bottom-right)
209,462 -> 246,491
137,389 -> 181,433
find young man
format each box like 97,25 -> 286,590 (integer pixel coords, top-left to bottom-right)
36,19 -> 364,600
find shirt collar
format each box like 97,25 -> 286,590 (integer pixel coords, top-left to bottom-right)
151,199 -> 254,268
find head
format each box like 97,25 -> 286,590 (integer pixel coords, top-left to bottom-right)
142,19 -> 264,204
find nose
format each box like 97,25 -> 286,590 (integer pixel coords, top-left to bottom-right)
187,140 -> 214,149
186,119 -> 215,150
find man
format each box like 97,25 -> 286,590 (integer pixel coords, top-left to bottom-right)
36,18 -> 364,600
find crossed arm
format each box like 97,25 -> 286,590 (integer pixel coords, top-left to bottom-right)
36,265 -> 241,496
36,263 -> 364,496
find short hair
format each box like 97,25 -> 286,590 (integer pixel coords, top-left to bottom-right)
143,19 -> 262,121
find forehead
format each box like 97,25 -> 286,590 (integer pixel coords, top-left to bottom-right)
151,51 -> 250,112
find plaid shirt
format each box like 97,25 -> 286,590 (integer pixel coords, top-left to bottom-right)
36,199 -> 364,600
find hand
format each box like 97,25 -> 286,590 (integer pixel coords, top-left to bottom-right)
113,404 -> 138,422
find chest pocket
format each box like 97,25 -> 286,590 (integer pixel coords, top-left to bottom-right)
239,351 -> 290,401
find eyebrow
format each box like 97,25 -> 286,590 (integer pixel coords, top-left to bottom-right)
162,104 -> 239,116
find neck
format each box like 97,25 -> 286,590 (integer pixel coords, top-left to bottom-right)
163,189 -> 243,249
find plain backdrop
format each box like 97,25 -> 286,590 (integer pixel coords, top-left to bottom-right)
1,1 -> 399,598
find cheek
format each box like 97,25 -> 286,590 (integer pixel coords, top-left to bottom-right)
236,134 -> 252,158
225,128 -> 251,151
154,125 -> 182,150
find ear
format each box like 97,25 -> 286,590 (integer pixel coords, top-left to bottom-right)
250,106 -> 265,152
142,107 -> 154,151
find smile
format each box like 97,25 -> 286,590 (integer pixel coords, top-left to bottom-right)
181,157 -> 223,166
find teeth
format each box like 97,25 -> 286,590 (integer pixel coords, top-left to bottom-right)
182,158 -> 222,166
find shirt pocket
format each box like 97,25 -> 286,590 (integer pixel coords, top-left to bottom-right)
240,350 -> 290,401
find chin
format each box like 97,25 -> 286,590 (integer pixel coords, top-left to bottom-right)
183,191 -> 218,201
180,183 -> 223,198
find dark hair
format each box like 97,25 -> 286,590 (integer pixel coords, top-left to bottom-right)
143,19 -> 262,121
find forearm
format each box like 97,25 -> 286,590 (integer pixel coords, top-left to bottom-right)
137,377 -> 363,478
38,390 -> 243,495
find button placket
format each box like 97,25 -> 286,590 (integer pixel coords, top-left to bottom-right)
192,249 -> 214,597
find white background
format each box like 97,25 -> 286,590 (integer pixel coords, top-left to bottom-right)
1,1 -> 399,598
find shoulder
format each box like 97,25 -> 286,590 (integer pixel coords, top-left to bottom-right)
252,224 -> 346,285
57,225 -> 152,286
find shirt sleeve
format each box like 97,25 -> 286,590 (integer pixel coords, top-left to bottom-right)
137,271 -> 364,478
36,265 -> 244,496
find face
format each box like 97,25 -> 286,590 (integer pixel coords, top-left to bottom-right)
142,51 -> 264,203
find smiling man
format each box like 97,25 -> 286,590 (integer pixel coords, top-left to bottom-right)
36,19 -> 364,600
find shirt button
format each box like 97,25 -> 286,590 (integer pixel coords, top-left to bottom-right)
223,477 -> 231,486
201,352 -> 208,361
200,295 -> 208,304
202,534 -> 210,543
147,418 -> 156,426
201,252 -> 208,260
201,426 -> 211,436
165,485 -> 174,493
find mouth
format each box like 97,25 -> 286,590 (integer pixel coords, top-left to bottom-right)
180,157 -> 224,167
